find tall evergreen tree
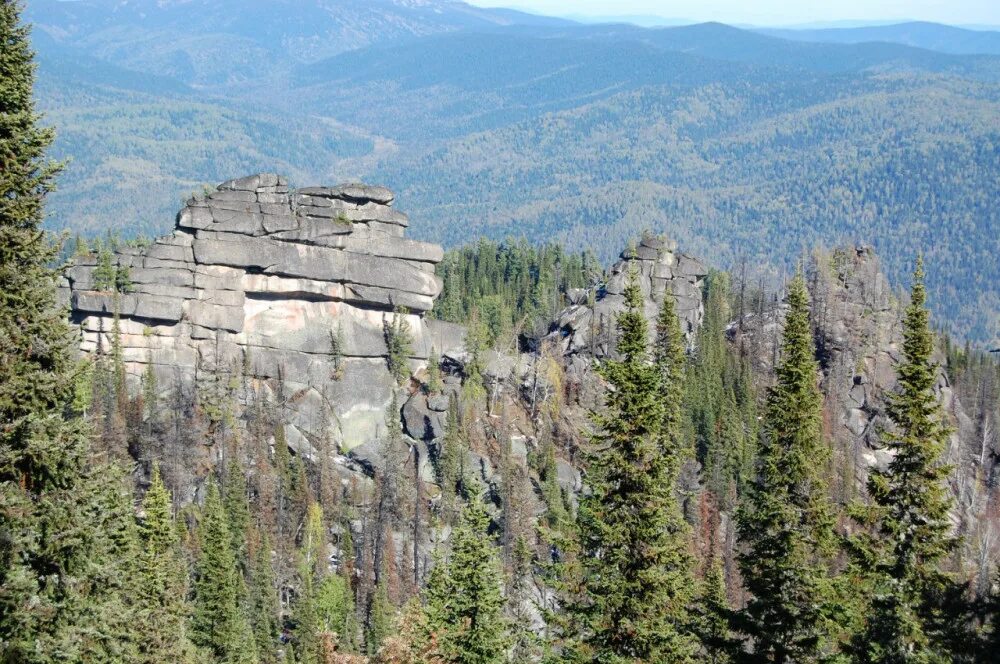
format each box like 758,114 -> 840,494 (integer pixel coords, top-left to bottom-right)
192,480 -> 257,663
735,275 -> 839,663
248,530 -> 282,664
569,268 -> 698,663
847,258 -> 959,663
0,4 -> 129,660
136,464 -> 198,663
423,496 -> 511,664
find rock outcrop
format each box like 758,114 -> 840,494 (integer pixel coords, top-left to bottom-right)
62,173 -> 463,452
545,233 -> 707,358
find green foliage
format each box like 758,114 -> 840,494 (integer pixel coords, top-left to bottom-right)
192,480 -> 257,663
437,394 -> 466,520
688,273 -> 757,508
315,573 -> 358,652
385,307 -> 414,384
92,246 -> 116,291
426,346 -> 443,393
846,258 -> 961,663
0,3 -> 137,659
568,268 -> 698,663
366,581 -> 395,656
735,275 -> 841,662
696,559 -> 736,664
433,238 -> 599,342
248,531 -> 282,664
422,496 -> 512,664
136,464 -> 198,663
223,454 -> 251,565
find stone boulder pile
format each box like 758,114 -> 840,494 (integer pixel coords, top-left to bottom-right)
62,174 -> 463,451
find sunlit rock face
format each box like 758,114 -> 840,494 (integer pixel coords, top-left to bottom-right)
62,173 -> 463,453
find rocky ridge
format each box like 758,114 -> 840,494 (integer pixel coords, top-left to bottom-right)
62,173 -> 463,453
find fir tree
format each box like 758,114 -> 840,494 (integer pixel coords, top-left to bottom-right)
136,464 -> 198,663
569,268 -> 698,663
423,496 -> 511,664
427,346 -> 443,393
366,580 -> 395,656
192,480 -> 257,663
0,3 -> 129,659
248,530 -> 282,664
697,559 -> 736,664
92,246 -> 116,291
735,275 -> 839,662
385,307 -> 414,384
223,452 -> 251,565
438,394 -> 465,521
847,258 -> 960,663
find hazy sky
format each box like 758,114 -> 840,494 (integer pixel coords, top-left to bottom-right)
467,0 -> 1000,26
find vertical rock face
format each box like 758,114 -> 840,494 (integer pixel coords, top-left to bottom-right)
62,173 -> 460,452
737,247 -> 980,519
546,233 -> 707,360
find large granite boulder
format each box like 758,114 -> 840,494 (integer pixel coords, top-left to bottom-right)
63,174 -> 448,452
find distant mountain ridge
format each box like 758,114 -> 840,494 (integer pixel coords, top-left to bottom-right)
26,0 -> 572,85
760,21 -> 1000,55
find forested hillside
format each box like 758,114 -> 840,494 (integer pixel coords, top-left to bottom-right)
5,2 -> 1000,658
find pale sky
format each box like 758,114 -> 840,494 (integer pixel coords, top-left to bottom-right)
468,0 -> 1000,27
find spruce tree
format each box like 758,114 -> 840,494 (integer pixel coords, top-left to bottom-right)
847,258 -> 959,662
423,496 -> 511,664
735,275 -> 839,662
0,3 -> 129,659
248,530 -> 282,664
366,580 -> 395,656
136,464 -> 198,663
192,480 -> 257,663
569,268 -> 698,663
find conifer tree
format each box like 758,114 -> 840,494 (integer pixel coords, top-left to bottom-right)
248,530 -> 282,664
0,3 -> 130,659
569,268 -> 698,663
847,258 -> 959,662
697,559 -> 735,664
367,580 -> 395,656
223,452 -> 251,565
385,307 -> 414,384
427,347 -> 443,393
438,394 -> 465,521
93,246 -> 116,291
136,464 -> 198,663
735,275 -> 839,662
192,480 -> 257,663
423,496 -> 511,664
295,501 -> 328,663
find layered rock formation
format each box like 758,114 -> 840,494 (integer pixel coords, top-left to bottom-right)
62,174 -> 463,452
546,234 -> 707,357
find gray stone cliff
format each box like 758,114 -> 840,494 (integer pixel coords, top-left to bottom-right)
61,173 -> 464,454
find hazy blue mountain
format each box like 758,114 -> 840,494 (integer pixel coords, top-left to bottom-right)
761,21 -> 1000,55
26,0 -> 571,85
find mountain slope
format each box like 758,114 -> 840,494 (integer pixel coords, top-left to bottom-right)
26,0 -> 571,85
761,22 -> 1000,56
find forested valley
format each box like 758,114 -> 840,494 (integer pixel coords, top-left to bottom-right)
5,3 -> 1000,664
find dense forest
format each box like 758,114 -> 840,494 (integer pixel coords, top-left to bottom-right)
5,4 -> 1000,664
